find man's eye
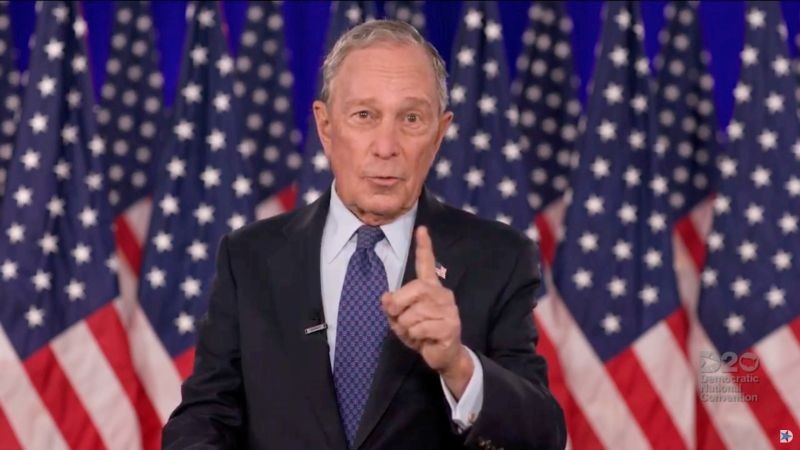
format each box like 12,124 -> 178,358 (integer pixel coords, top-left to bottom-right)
355,111 -> 370,119
406,113 -> 419,123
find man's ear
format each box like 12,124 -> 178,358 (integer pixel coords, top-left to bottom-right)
312,100 -> 332,155
433,111 -> 454,151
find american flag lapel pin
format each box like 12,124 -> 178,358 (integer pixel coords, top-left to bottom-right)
435,261 -> 447,280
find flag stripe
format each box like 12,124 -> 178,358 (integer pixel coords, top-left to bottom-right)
675,214 -> 708,272
535,213 -> 557,267
605,348 -> 688,450
755,322 -> 800,425
113,295 -> 182,424
86,303 -> 163,449
115,215 -> 144,277
666,307 -> 691,360
122,199 -> 152,244
278,184 -> 297,211
536,293 -> 650,450
535,313 -> 605,450
632,318 -> 695,448
0,406 -> 22,450
0,328 -> 68,450
174,347 -> 196,381
25,345 -> 108,450
694,394 -> 727,450
50,315 -> 142,450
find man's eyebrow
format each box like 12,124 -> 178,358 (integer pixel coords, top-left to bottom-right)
341,97 -> 434,109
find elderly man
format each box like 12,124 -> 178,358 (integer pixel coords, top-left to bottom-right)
163,20 -> 565,450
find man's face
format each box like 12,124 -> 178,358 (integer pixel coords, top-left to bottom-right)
313,43 -> 453,225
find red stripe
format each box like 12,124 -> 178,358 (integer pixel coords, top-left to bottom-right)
666,308 -> 690,360
278,184 -> 298,211
24,346 -> 108,450
695,395 -> 726,450
606,348 -> 688,450
86,304 -> 163,449
675,216 -> 706,273
534,316 -> 605,449
734,349 -> 799,450
789,316 -> 800,345
0,405 -> 22,450
114,216 -> 144,277
174,347 -> 196,381
535,213 -> 557,267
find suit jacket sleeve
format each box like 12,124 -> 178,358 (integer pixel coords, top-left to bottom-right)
162,235 -> 245,449
464,238 -> 567,450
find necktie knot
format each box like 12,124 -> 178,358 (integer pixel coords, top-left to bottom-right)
356,225 -> 384,250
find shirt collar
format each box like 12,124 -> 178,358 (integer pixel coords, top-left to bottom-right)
323,181 -> 418,263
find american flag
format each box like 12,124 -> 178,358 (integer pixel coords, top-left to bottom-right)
653,0 -> 719,219
542,2 -> 696,449
0,2 -> 159,449
384,1 -> 426,34
96,0 -> 165,217
512,1 -> 581,215
0,0 -> 21,211
427,0 -> 531,232
296,0 -> 376,206
234,0 -> 302,220
137,0 -> 254,390
696,2 -> 800,447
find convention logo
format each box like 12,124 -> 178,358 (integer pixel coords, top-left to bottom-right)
780,430 -> 793,444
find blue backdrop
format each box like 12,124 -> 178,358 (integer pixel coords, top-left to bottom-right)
7,1 -> 800,145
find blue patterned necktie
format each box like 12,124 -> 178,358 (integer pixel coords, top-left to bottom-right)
333,225 -> 389,448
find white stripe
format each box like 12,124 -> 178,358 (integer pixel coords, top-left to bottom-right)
122,198 -> 152,244
673,225 -> 772,449
256,194 -> 289,220
535,293 -> 651,450
632,322 -> 695,448
50,320 -> 142,450
0,327 -> 69,450
754,326 -> 800,424
115,259 -> 183,424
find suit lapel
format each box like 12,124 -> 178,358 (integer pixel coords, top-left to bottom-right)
353,189 -> 466,449
267,190 -> 348,450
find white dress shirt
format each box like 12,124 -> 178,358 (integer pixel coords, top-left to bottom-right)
320,183 -> 484,431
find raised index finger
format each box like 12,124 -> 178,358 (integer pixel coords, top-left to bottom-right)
414,226 -> 440,284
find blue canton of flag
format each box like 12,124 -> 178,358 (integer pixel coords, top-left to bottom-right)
0,0 -> 21,211
234,1 -> 301,206
96,1 -> 165,216
552,1 -> 680,361
384,1 -> 426,35
0,1 -> 118,359
297,0 -> 376,206
427,1 -> 531,231
138,1 -> 255,358
512,1 -> 581,213
654,0 -> 719,219
699,2 -> 800,354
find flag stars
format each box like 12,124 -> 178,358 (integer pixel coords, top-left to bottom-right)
199,166 -> 221,188
737,240 -> 758,262
765,286 -> 785,308
78,207 -> 98,228
701,268 -> 717,287
764,94 -> 784,114
212,93 -> 230,112
644,249 -> 663,269
778,213 -> 797,234
1,259 -> 17,280
603,83 -> 624,104
25,305 -> 45,328
232,176 -> 252,197
787,176 -> 800,197
477,95 -> 497,115
615,8 -> 631,29
597,120 -> 617,141
435,159 -> 451,179
623,166 -> 641,187
216,55 -> 234,76
43,39 -> 65,60
608,46 -> 628,67
227,214 -> 247,231
482,60 -> 499,78
744,203 -> 764,225
37,76 -> 57,97
456,47 -> 475,67
718,156 -> 737,178
600,313 -> 622,335
617,203 -> 637,224
650,175 -> 668,196
724,313 -> 745,335
312,152 -> 329,172
47,196 -> 65,217
182,82 -> 202,103
572,268 -> 593,289
639,286 -> 659,305
740,45 -> 758,66
197,8 -> 216,27
497,178 -> 517,198
772,250 -> 791,271
6,223 -> 25,244
590,157 -> 610,178
190,45 -> 208,66
471,131 -> 491,151
180,277 -> 201,298
746,8 -> 765,29
733,83 -> 751,103
345,5 -> 362,23
607,277 -> 627,298
630,94 -> 647,113
159,194 -> 180,216
585,195 -> 604,215
502,141 -> 521,161
61,125 -> 78,145
772,56 -> 790,76
31,270 -> 51,292
445,123 -> 459,141
750,166 -> 771,187
187,240 -> 208,261
707,232 -> 724,251
65,279 -> 86,301
578,232 -> 599,252
88,136 -> 105,156
166,157 -> 186,179
13,186 -> 33,207
146,267 -> 166,289
39,233 -> 58,254
152,231 -> 173,252
174,120 -> 194,141
175,312 -> 195,334
730,277 -> 751,298
450,85 -> 466,104
464,9 -> 483,30
628,130 -> 645,150
29,113 -> 48,134
713,195 -> 731,214
84,172 -> 103,191
464,167 -> 485,189
612,240 -> 633,260
484,21 -> 502,41
71,243 -> 92,265
71,55 -> 87,73
727,120 -> 744,140
194,203 -> 215,225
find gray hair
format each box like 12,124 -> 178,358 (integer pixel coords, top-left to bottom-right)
319,20 -> 449,112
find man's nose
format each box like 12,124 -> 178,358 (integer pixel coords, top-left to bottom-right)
372,119 -> 400,159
